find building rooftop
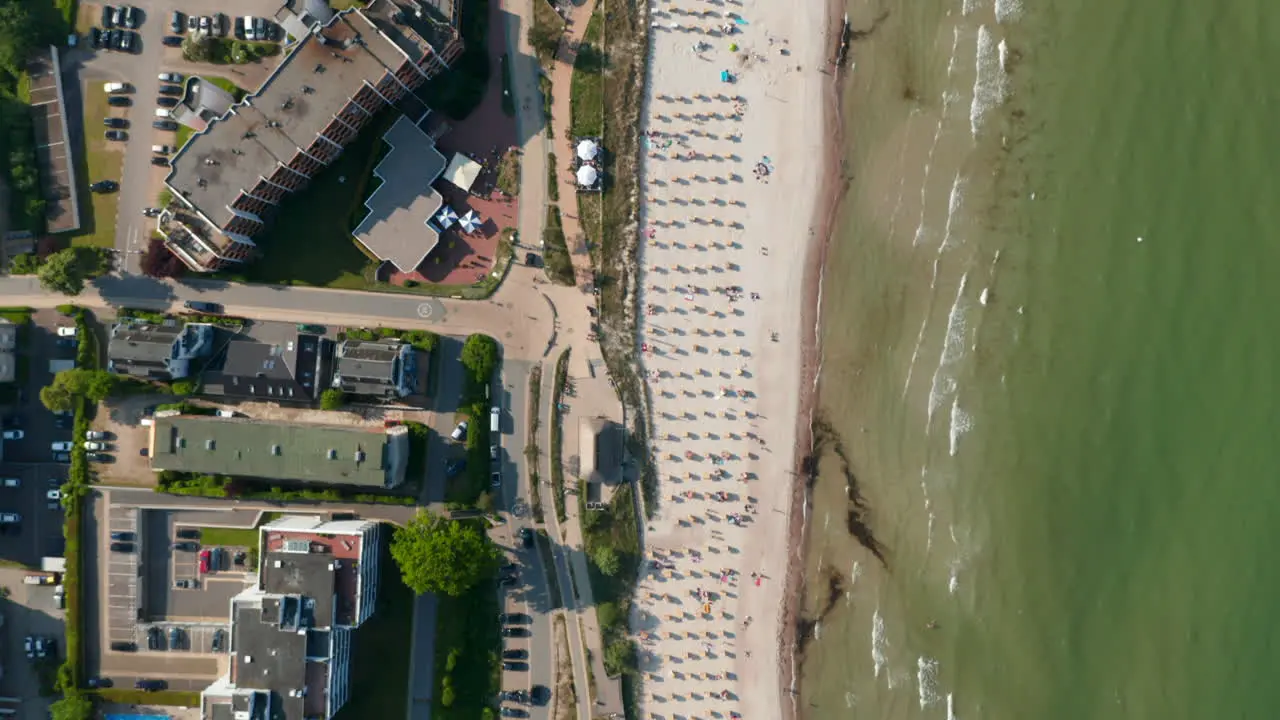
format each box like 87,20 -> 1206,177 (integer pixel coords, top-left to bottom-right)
261,527 -> 364,627
150,416 -> 398,488
259,551 -> 338,628
352,116 -> 446,272
168,15 -> 405,226
201,332 -> 328,402
231,594 -> 322,720
361,0 -> 457,64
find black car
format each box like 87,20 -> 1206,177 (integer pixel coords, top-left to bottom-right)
109,542 -> 133,552
530,685 -> 550,706
502,648 -> 528,660
104,130 -> 127,142
173,541 -> 199,551
501,627 -> 530,638
154,120 -> 179,131
156,96 -> 179,107
135,679 -> 166,691
499,611 -> 527,623
115,30 -> 133,52
90,178 -> 120,191
525,252 -> 541,267
184,300 -> 222,313
170,10 -> 184,33
491,470 -> 502,488
122,5 -> 138,28
500,708 -> 528,719
86,677 -> 113,688
500,690 -> 528,703
109,641 -> 136,652
501,661 -> 528,673
102,4 -> 114,27
158,83 -> 184,96
168,627 -> 183,650
102,116 -> 128,129
518,527 -> 534,548
147,627 -> 161,650
161,35 -> 183,47
174,578 -> 192,589
212,629 -> 226,652
176,528 -> 201,539
52,452 -> 70,462
89,27 -> 102,49
151,156 -> 170,167
107,95 -> 131,107
109,531 -> 133,541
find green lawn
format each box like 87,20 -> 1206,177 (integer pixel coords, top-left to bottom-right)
204,76 -> 247,101
194,526 -> 258,547
224,113 -> 396,288
432,550 -> 500,719
569,10 -> 605,138
333,539 -> 414,720
68,82 -> 122,249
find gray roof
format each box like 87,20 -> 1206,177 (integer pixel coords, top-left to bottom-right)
202,334 -> 327,401
333,339 -> 406,396
352,115 -> 446,272
151,416 -> 396,488
231,596 -> 313,720
0,319 -> 14,384
261,551 -> 337,628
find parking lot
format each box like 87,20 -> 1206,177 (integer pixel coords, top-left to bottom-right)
103,503 -> 140,647
0,567 -> 64,720
70,0 -> 287,272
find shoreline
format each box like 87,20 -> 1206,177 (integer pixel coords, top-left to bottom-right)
777,0 -> 851,715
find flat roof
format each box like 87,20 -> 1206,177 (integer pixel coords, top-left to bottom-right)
151,416 -> 393,487
231,596 -> 314,720
352,115 -> 446,272
26,48 -> 79,234
168,15 -> 407,224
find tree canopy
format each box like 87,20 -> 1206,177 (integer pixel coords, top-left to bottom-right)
48,693 -> 93,720
390,511 -> 501,596
40,369 -> 117,412
320,388 -> 346,411
0,1 -> 35,79
593,545 -> 620,576
460,334 -> 498,384
140,236 -> 186,278
37,248 -> 87,296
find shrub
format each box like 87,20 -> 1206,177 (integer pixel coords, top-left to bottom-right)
441,684 -> 455,707
460,334 -> 498,386
170,379 -> 197,396
320,388 -> 345,411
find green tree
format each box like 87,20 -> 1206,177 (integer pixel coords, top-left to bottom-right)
460,334 -> 498,384
9,252 -> 39,274
596,600 -> 621,631
170,378 -> 197,395
526,21 -> 561,64
389,511 -> 500,596
182,35 -> 212,63
0,1 -> 34,78
49,693 -> 93,720
37,248 -> 87,296
39,369 -> 117,412
320,388 -> 346,411
593,544 -> 620,576
604,639 -> 637,676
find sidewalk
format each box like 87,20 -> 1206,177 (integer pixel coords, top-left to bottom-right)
546,0 -> 598,289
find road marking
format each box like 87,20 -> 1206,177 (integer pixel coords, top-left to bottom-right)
36,141 -> 64,149
417,302 -> 434,318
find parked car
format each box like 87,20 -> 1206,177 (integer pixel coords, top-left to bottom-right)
174,578 -> 192,589
170,10 -> 184,33
109,531 -> 132,541
501,661 -> 528,672
184,300 -> 222,313
158,83 -> 183,96
34,637 -> 45,658
490,470 -> 502,488
500,708 -> 528,719
296,323 -> 325,333
199,549 -> 211,573
107,95 -> 131,107
147,627 -> 161,650
212,628 -> 226,652
86,677 -> 112,688
51,441 -> 72,452
86,430 -> 107,440
115,30 -> 134,52
88,453 -> 111,463
83,441 -> 104,451
23,636 -> 32,658
142,207 -> 162,217
109,542 -> 133,552
153,120 -> 179,131
199,15 -> 210,33
176,528 -> 201,539
501,627 -> 530,638
47,490 -> 61,501
161,35 -> 183,47
151,156 -> 170,167
500,690 -> 529,703
109,641 -> 137,652
102,4 -> 115,27
1,429 -> 22,440
518,527 -> 534,548
52,452 -> 70,463
450,420 -> 469,442
1,478 -> 17,488
101,116 -> 127,131
157,96 -> 179,107
187,15 -> 197,32
105,129 -> 128,142
121,5 -> 138,29
173,541 -> 199,551
111,6 -> 123,27
502,648 -> 528,660
89,27 -> 102,49
136,679 -> 166,691
169,627 -> 184,650
159,71 -> 183,83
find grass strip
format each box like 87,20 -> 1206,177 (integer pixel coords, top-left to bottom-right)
550,348 -> 570,522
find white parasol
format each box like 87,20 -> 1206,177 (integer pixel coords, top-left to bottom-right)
459,209 -> 481,234
576,139 -> 600,161
435,206 -> 458,228
577,165 -> 599,186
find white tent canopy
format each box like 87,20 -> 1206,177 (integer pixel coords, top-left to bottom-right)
443,153 -> 483,192
577,165 -> 599,186
576,139 -> 600,161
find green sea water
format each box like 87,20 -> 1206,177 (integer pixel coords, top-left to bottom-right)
797,0 -> 1280,718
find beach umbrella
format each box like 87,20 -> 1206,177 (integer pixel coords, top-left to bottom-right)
459,209 -> 481,233
435,206 -> 458,228
577,165 -> 599,186
576,139 -> 600,161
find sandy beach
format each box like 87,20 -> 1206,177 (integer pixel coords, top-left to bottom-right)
630,0 -> 836,715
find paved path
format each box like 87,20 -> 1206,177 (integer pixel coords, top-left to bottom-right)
546,0 -> 597,288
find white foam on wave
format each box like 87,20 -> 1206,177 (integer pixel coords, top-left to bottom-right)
948,398 -> 971,456
918,656 -> 942,708
871,609 -> 888,678
948,692 -> 958,720
998,38 -> 1010,73
995,0 -> 1022,23
948,564 -> 960,594
939,173 -> 967,252
962,0 -> 983,16
927,273 -> 969,425
845,691 -> 857,708
921,468 -> 935,551
970,25 -> 1008,139
912,27 -> 965,247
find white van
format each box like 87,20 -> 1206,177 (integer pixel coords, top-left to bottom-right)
103,82 -> 127,93
154,108 -> 172,119
490,406 -> 500,434
152,144 -> 173,154
242,15 -> 256,40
